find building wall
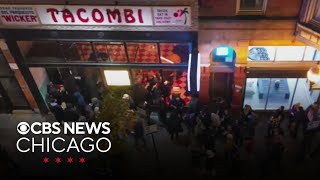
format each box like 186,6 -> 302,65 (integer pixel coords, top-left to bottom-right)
266,0 -> 302,17
198,19 -> 305,107
199,0 -> 302,17
199,0 -> 235,17
199,20 -> 302,65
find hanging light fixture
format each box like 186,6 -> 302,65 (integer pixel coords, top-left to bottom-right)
307,65 -> 320,84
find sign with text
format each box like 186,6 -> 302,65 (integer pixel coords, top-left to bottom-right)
153,7 -> 191,26
0,5 -> 39,25
0,5 -> 191,27
36,5 -> 153,26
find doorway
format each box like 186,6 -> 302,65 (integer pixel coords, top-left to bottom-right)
209,72 -> 234,104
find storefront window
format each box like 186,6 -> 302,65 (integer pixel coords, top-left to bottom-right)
239,0 -> 265,11
127,43 -> 159,63
244,78 -> 320,110
265,78 -> 297,110
21,41 -> 192,64
160,43 -> 190,64
275,47 -> 305,61
248,46 -> 320,62
93,42 -> 127,63
23,41 -> 65,63
292,78 -> 320,108
243,78 -> 269,110
60,42 -> 93,62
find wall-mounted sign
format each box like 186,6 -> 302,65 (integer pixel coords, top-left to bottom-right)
36,5 -> 153,26
153,7 -> 191,26
0,5 -> 192,27
0,5 -> 39,25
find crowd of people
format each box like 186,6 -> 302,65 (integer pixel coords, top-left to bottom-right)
134,92 -> 320,178
46,81 -> 101,124
45,72 -> 320,178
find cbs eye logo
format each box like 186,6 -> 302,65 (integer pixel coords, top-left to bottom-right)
17,122 -> 30,135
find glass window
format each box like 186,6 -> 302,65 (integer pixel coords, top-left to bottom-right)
127,43 -> 159,63
304,46 -> 317,61
265,78 -> 297,110
61,42 -> 94,61
275,46 -> 305,61
243,78 -> 269,110
93,42 -> 127,63
24,41 -> 65,63
247,46 -> 276,61
314,50 -> 320,61
292,78 -> 320,109
239,0 -> 265,11
244,78 -> 320,110
160,43 -> 190,64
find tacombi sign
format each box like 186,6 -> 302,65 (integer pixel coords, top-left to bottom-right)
0,5 -> 192,26
36,5 -> 153,26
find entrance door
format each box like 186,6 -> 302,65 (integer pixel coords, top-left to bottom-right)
210,72 -> 234,104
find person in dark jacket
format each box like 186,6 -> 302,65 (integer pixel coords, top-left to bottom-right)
291,106 -> 305,138
134,119 -> 146,146
168,111 -> 181,140
63,103 -> 80,122
49,99 -> 64,123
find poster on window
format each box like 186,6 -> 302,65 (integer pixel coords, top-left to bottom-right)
247,46 -> 276,61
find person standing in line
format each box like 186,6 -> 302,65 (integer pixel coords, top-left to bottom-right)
133,119 -> 146,147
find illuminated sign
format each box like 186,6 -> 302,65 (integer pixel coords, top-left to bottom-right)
0,5 -> 191,26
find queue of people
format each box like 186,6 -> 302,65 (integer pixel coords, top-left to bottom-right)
46,81 -> 101,124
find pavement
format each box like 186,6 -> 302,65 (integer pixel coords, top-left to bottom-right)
0,111 -> 319,178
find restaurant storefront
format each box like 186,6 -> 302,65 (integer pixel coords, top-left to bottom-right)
243,46 -> 320,110
0,0 -> 199,114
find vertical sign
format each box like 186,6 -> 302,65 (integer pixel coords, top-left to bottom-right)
0,5 -> 39,25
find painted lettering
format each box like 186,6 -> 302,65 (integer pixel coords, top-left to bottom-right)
106,9 -> 121,23
62,9 -> 75,23
77,8 -> 88,22
124,9 -> 135,23
30,15 -> 37,22
2,15 -> 12,22
138,9 -> 143,23
46,8 -> 58,22
92,8 -> 104,23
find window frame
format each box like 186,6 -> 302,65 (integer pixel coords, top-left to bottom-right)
236,0 -> 268,15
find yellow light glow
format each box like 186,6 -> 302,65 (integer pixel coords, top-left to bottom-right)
104,70 -> 131,86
